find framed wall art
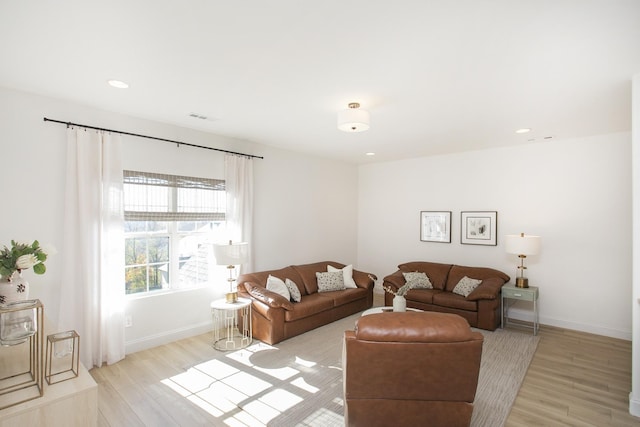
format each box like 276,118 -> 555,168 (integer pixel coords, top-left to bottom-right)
420,211 -> 452,243
461,211 -> 497,246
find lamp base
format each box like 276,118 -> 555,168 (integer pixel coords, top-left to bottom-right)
515,277 -> 529,288
226,292 -> 238,303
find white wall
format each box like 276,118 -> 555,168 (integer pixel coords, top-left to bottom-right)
630,72 -> 640,416
0,86 -> 359,353
358,133 -> 632,340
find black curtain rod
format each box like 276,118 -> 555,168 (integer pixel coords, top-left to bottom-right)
43,117 -> 264,160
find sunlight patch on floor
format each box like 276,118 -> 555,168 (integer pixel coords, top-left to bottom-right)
240,399 -> 280,424
168,367 -> 216,393
299,407 -> 344,427
160,340 -> 332,425
291,376 -> 319,393
294,356 -> 317,368
259,388 -> 304,411
186,394 -> 225,417
195,358 -> 240,379
253,365 -> 299,380
221,371 -> 272,396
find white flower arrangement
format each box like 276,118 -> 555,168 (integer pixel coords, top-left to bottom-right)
0,240 -> 54,280
383,282 -> 414,297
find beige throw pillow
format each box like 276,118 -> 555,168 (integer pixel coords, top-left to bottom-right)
266,275 -> 290,300
285,278 -> 302,303
402,271 -> 433,289
316,271 -> 345,292
452,276 -> 483,297
328,264 -> 358,289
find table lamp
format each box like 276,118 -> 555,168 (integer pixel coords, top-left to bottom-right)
505,233 -> 541,288
213,240 -> 249,303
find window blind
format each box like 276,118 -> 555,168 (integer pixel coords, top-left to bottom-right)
124,170 -> 226,221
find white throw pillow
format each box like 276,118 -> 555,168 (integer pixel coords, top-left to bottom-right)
452,276 -> 483,297
402,271 -> 433,289
316,271 -> 345,292
328,264 -> 358,289
285,278 -> 302,303
266,275 -> 290,300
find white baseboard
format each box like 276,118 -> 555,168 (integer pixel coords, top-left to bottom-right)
506,307 -> 631,341
629,392 -> 640,417
125,321 -> 212,354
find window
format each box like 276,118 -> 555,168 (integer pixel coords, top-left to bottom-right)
123,170 -> 226,295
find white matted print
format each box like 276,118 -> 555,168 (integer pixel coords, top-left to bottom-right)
420,211 -> 451,243
461,211 -> 497,246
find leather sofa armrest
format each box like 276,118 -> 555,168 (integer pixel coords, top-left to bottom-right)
353,269 -> 377,289
242,282 -> 294,310
466,277 -> 506,301
382,270 -> 405,291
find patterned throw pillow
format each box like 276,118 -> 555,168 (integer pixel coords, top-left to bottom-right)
266,275 -> 290,300
285,278 -> 302,303
452,276 -> 483,297
316,271 -> 345,292
328,264 -> 358,289
402,271 -> 433,289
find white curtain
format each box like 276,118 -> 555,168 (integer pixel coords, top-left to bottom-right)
59,128 -> 125,368
225,155 -> 254,272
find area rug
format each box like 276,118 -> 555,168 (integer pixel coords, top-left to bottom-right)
163,312 -> 539,426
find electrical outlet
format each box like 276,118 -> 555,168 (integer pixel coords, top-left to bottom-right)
125,315 -> 133,328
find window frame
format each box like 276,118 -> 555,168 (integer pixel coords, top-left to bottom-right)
123,170 -> 227,297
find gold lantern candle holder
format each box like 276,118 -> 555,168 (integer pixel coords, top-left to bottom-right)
45,330 -> 80,385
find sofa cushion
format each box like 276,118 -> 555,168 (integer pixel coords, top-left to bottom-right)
267,275 -> 290,300
284,293 -> 335,322
398,262 -> 452,290
316,271 -> 345,292
285,278 -> 302,302
328,264 -> 358,289
445,265 -> 510,292
432,291 -> 478,311
452,276 -> 482,297
404,288 -> 441,304
317,287 -> 368,307
402,271 -> 433,289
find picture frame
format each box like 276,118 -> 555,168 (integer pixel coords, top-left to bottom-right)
420,211 -> 452,243
461,211 -> 497,246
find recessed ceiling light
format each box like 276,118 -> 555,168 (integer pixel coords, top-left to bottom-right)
108,79 -> 129,89
365,152 -> 375,156
515,128 -> 531,134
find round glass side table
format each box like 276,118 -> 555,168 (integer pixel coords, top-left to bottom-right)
210,297 -> 252,351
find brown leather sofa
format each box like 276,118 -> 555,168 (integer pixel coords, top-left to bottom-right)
343,311 -> 484,427
237,261 -> 376,345
383,262 -> 510,330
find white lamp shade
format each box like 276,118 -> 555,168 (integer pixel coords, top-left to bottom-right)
337,107 -> 370,132
505,234 -> 541,256
213,241 -> 249,265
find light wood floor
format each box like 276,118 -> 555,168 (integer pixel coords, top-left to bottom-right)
90,304 -> 640,426
506,324 -> 639,426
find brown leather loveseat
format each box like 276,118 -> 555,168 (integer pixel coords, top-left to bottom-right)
237,261 -> 376,344
383,261 -> 510,330
343,311 -> 484,427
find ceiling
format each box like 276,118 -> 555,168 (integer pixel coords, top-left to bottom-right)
1,1 -> 639,164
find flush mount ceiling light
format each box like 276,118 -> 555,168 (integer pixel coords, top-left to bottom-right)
107,79 -> 129,89
515,128 -> 531,134
338,102 -> 370,132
